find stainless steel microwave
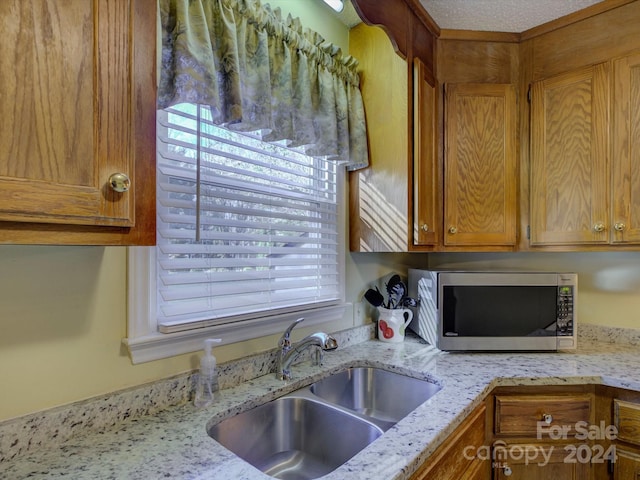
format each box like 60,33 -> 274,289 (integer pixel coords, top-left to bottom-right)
407,269 -> 577,351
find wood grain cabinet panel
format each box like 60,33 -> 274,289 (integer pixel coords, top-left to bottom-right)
413,57 -> 438,246
0,0 -> 155,245
493,443 -> 591,479
411,404 -> 490,480
611,52 -> 640,244
492,389 -> 595,480
444,83 -> 517,246
530,63 -> 610,246
614,448 -> 640,480
614,399 -> 640,446
531,54 -> 640,248
495,394 -> 592,437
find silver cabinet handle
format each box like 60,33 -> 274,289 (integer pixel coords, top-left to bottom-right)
109,173 -> 131,193
503,465 -> 512,476
542,413 -> 553,424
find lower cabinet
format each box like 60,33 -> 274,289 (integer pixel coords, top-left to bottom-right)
492,443 -> 591,479
612,398 -> 640,479
613,448 -> 640,480
490,386 -> 595,480
410,403 -> 490,480
412,385 -> 640,480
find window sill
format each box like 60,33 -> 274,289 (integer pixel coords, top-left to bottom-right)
123,303 -> 350,364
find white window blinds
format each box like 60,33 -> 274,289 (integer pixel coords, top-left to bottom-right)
156,104 -> 342,333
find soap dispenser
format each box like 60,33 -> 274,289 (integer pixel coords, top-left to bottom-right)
194,338 -> 222,408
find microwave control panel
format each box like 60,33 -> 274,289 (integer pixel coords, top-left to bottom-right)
557,285 -> 574,335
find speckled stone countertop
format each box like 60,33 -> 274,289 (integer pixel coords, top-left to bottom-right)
2,325 -> 640,480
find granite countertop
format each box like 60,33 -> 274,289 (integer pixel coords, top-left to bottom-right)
2,335 -> 640,480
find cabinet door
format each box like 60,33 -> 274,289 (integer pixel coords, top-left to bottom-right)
615,448 -> 640,480
413,57 -> 438,246
493,443 -> 591,479
0,0 -> 155,245
530,63 -> 610,245
444,83 -> 517,246
612,53 -> 640,244
0,1 -> 133,227
411,404 -> 489,480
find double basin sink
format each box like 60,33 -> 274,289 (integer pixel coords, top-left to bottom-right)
207,366 -> 442,479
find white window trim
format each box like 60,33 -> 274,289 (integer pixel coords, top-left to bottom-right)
124,176 -> 350,365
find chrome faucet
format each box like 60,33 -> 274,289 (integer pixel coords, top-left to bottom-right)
276,318 -> 338,380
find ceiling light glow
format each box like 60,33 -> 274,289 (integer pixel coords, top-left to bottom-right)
323,0 -> 344,12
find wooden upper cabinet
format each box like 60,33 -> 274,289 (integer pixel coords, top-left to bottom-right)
612,52 -> 640,244
0,0 -> 156,245
413,58 -> 438,246
444,83 -> 517,246
530,63 -> 610,246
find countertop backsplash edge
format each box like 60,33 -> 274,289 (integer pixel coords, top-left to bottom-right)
578,322 -> 640,346
0,323 -> 375,462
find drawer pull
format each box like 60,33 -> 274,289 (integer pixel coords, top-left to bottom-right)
503,465 -> 512,476
542,413 -> 553,424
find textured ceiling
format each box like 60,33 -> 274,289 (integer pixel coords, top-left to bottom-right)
418,0 -> 604,32
337,0 -> 605,33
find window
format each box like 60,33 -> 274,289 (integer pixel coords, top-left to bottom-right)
126,104 -> 348,363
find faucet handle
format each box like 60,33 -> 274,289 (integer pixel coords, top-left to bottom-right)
313,346 -> 324,366
279,317 -> 304,347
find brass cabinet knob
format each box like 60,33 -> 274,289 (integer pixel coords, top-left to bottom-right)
614,222 -> 626,232
448,226 -> 457,234
108,173 -> 131,193
593,223 -> 605,233
421,224 -> 429,232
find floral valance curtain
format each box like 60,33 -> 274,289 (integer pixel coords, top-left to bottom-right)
158,0 -> 369,170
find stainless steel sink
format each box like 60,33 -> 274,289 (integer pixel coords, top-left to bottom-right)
309,367 -> 442,424
208,396 -> 383,480
207,366 -> 441,479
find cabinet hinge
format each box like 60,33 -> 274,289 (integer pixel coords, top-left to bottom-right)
526,225 -> 530,240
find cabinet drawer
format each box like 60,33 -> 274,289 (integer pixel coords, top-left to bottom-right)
614,399 -> 640,446
495,394 -> 592,437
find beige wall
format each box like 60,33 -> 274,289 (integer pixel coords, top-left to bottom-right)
2,244 -> 640,422
0,244 -> 419,421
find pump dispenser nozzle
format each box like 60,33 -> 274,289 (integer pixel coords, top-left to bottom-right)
194,338 -> 222,408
